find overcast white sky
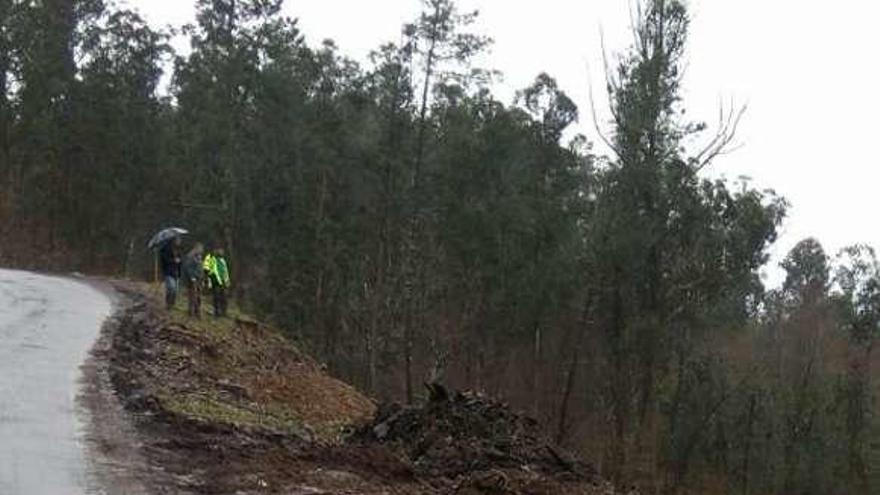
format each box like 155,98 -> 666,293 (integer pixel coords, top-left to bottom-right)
128,0 -> 880,286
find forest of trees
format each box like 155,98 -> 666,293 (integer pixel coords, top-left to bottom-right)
0,0 -> 876,493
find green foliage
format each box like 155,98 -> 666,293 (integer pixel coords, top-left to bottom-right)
582,1 -> 786,487
0,1 -> 875,493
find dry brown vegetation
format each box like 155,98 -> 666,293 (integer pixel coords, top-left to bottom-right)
101,281 -> 622,494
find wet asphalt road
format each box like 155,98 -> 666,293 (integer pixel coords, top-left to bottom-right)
0,269 -> 112,495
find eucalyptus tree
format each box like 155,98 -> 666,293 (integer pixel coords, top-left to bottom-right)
6,0 -> 102,253
356,43 -> 415,394
398,0 -> 491,403
832,245 -> 879,495
0,0 -> 14,218
74,8 -> 169,269
514,73 -> 583,415
588,0 -> 784,484
173,0 -> 302,278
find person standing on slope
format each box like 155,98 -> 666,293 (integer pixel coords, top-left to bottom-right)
203,246 -> 231,317
159,235 -> 183,310
182,243 -> 205,318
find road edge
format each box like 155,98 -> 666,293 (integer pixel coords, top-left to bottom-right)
77,279 -> 178,495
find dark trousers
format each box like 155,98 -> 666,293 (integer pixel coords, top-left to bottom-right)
186,279 -> 201,317
211,282 -> 227,317
164,276 -> 179,309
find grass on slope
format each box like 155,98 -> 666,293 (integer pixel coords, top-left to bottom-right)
139,283 -> 376,443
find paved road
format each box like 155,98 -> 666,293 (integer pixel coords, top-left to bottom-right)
0,269 -> 112,495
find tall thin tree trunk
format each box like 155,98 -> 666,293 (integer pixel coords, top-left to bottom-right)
532,321 -> 542,418
366,318 -> 377,393
403,5 -> 440,405
44,0 -> 76,251
0,46 -> 9,210
741,393 -> 756,495
556,335 -> 581,444
404,314 -> 414,403
314,166 -> 331,359
609,279 -> 628,485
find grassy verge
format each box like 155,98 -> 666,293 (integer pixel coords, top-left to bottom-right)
132,282 -> 376,444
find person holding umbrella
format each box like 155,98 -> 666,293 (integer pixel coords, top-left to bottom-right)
147,227 -> 189,310
156,232 -> 184,310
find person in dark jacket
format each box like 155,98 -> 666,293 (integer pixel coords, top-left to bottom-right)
181,243 -> 205,318
159,235 -> 182,310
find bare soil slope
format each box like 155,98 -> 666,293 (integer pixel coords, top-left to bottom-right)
102,282 -> 620,494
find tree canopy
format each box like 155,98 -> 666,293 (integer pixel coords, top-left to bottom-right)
0,1 -> 875,493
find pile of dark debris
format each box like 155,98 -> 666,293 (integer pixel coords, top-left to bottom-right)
98,282 -> 622,494
356,384 -> 613,494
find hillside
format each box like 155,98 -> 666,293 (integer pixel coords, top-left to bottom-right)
98,282 -> 620,494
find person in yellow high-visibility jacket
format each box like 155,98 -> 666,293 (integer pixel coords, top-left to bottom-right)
202,247 -> 231,317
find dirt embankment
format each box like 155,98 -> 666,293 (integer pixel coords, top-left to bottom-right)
91,282 -> 621,494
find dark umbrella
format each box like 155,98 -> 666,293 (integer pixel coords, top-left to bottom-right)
147,227 -> 189,250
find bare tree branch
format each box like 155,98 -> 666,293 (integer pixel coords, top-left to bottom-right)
588,28 -> 621,160
692,99 -> 748,172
